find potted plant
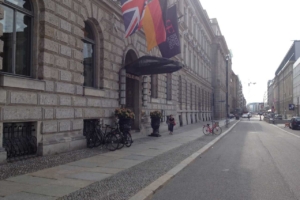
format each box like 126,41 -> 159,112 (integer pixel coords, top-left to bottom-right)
149,110 -> 162,137
114,108 -> 135,131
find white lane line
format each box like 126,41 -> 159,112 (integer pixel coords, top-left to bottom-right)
272,125 -> 300,138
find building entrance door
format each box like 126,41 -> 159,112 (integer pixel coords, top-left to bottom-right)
126,75 -> 139,130
124,50 -> 140,131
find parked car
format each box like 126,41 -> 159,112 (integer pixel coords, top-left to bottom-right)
242,113 -> 249,118
274,114 -> 282,120
290,117 -> 300,130
229,114 -> 235,119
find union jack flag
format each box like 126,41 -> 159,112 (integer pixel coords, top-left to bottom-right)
121,0 -> 146,38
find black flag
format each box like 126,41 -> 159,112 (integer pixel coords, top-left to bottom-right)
158,5 -> 181,58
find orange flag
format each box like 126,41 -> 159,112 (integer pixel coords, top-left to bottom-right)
142,0 -> 167,51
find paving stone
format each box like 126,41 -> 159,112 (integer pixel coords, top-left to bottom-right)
85,167 -> 123,174
24,185 -> 78,197
0,181 -> 32,197
48,178 -> 93,188
66,160 -> 100,168
7,175 -> 54,185
30,166 -> 86,180
80,155 -> 117,164
102,151 -> 131,158
102,159 -> 143,169
66,172 -> 111,181
136,149 -> 164,157
3,192 -> 56,200
123,154 -> 154,161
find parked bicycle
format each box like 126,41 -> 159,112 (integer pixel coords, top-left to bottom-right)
107,120 -> 133,149
84,120 -> 119,151
203,121 -> 222,135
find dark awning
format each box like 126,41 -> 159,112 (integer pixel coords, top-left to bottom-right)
124,56 -> 183,76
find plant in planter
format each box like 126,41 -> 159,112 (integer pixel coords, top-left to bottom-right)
114,108 -> 135,131
149,110 -> 162,137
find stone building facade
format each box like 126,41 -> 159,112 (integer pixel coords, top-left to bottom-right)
268,41 -> 300,118
230,71 -> 238,114
210,19 -> 232,119
0,0 -> 237,163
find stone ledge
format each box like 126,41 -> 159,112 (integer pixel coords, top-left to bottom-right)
151,98 -> 159,103
0,74 -> 45,91
167,101 -> 173,105
83,87 -> 106,97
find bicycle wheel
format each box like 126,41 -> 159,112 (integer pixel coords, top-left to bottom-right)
86,133 -> 95,148
105,133 -> 119,151
203,126 -> 210,135
124,132 -> 132,147
93,131 -> 102,147
28,136 -> 37,155
213,126 -> 222,135
116,132 -> 125,149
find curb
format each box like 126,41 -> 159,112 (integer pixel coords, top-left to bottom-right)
129,120 -> 240,200
271,124 -> 300,138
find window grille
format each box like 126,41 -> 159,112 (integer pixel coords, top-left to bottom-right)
3,122 -> 37,159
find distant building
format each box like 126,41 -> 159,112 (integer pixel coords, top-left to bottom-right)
293,58 -> 300,116
268,41 -> 300,118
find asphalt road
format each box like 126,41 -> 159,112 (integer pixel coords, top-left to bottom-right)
152,117 -> 300,200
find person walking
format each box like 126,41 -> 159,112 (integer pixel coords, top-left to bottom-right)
248,114 -> 250,121
168,115 -> 176,135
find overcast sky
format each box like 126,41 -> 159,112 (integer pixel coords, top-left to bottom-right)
200,0 -> 300,104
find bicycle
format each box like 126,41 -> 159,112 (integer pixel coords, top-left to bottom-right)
203,121 -> 222,135
84,120 -> 119,151
107,121 -> 133,149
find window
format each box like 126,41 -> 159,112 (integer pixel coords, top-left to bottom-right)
83,22 -> 95,87
189,50 -> 191,68
166,73 -> 172,100
151,75 -> 158,98
190,83 -> 192,109
0,0 -> 33,76
178,76 -> 182,109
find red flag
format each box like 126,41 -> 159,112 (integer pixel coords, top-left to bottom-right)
142,0 -> 167,51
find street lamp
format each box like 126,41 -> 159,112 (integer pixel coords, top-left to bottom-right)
248,82 -> 256,86
225,54 -> 231,128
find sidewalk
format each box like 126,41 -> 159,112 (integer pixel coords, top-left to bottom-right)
0,119 -> 236,200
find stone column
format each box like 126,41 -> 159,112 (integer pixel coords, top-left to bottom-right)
0,0 -> 6,163
0,1 -> 4,70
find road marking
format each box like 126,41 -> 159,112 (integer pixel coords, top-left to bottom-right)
272,125 -> 300,138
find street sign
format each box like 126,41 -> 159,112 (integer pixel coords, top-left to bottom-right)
289,104 -> 295,110
259,103 -> 264,108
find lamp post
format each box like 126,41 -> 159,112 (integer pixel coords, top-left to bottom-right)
225,55 -> 230,128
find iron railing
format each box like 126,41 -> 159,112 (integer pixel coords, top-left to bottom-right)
3,122 -> 37,159
83,119 -> 100,137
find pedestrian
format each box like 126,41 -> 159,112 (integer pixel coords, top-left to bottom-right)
168,115 -> 176,135
248,114 -> 250,121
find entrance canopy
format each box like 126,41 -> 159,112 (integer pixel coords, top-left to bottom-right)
124,56 -> 183,76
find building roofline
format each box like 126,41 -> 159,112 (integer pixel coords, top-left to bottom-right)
275,41 -> 300,75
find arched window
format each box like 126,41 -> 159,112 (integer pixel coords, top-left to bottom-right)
151,74 -> 158,98
0,0 -> 33,76
83,22 -> 95,87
